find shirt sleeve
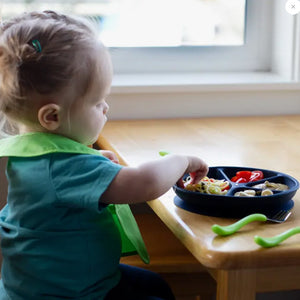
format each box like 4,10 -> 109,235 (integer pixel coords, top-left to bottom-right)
50,153 -> 123,211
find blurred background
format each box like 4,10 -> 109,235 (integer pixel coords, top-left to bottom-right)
0,0 -> 246,47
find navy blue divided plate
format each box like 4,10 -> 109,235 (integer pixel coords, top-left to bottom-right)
173,166 -> 299,218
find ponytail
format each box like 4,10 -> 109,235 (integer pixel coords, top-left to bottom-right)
0,11 -> 100,127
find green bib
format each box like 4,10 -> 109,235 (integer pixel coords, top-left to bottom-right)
0,132 -> 149,264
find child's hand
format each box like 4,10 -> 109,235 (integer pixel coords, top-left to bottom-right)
185,156 -> 209,184
100,150 -> 119,164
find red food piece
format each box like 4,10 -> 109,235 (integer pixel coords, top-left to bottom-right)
222,185 -> 230,191
231,176 -> 238,182
249,170 -> 264,182
231,170 -> 264,184
236,177 -> 247,184
236,171 -> 252,181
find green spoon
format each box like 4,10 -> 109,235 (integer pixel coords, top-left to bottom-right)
211,213 -> 267,236
254,227 -> 300,248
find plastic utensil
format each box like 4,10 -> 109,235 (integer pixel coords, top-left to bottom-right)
211,209 -> 292,236
212,209 -> 292,236
254,227 -> 300,247
211,213 -> 267,236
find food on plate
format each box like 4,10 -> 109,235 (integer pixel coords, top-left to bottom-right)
261,189 -> 273,196
234,187 -> 279,197
231,170 -> 264,183
184,176 -> 230,195
252,181 -> 289,191
234,188 -> 274,197
180,169 -> 290,198
234,190 -> 256,197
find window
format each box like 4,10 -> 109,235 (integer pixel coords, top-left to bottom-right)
0,1 -> 298,119
100,0 -> 246,47
109,0 -> 272,74
1,0 -> 262,74
1,0 -> 246,48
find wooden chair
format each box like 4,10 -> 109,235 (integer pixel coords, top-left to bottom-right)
0,157 -> 8,276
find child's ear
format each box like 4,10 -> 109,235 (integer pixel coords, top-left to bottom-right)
38,103 -> 61,131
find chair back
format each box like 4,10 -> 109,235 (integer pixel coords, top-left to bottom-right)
0,157 -> 8,271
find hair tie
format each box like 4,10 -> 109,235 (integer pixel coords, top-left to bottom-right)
31,39 -> 42,53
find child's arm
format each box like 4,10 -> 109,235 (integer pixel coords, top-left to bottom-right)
100,154 -> 208,204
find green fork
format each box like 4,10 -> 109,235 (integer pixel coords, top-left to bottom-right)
211,210 -> 300,247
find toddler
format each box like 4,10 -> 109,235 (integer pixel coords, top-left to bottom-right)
0,11 -> 208,300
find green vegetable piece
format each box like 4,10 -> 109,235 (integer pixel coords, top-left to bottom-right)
159,151 -> 170,157
211,214 -> 267,236
208,185 -> 221,194
254,226 -> 300,248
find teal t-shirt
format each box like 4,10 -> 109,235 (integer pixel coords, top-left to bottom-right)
0,153 -> 123,299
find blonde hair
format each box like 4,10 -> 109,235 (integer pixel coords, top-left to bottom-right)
0,10 -> 104,136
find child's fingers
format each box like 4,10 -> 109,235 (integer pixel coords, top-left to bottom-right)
192,163 -> 209,184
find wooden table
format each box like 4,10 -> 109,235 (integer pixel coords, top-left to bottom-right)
98,115 -> 300,300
